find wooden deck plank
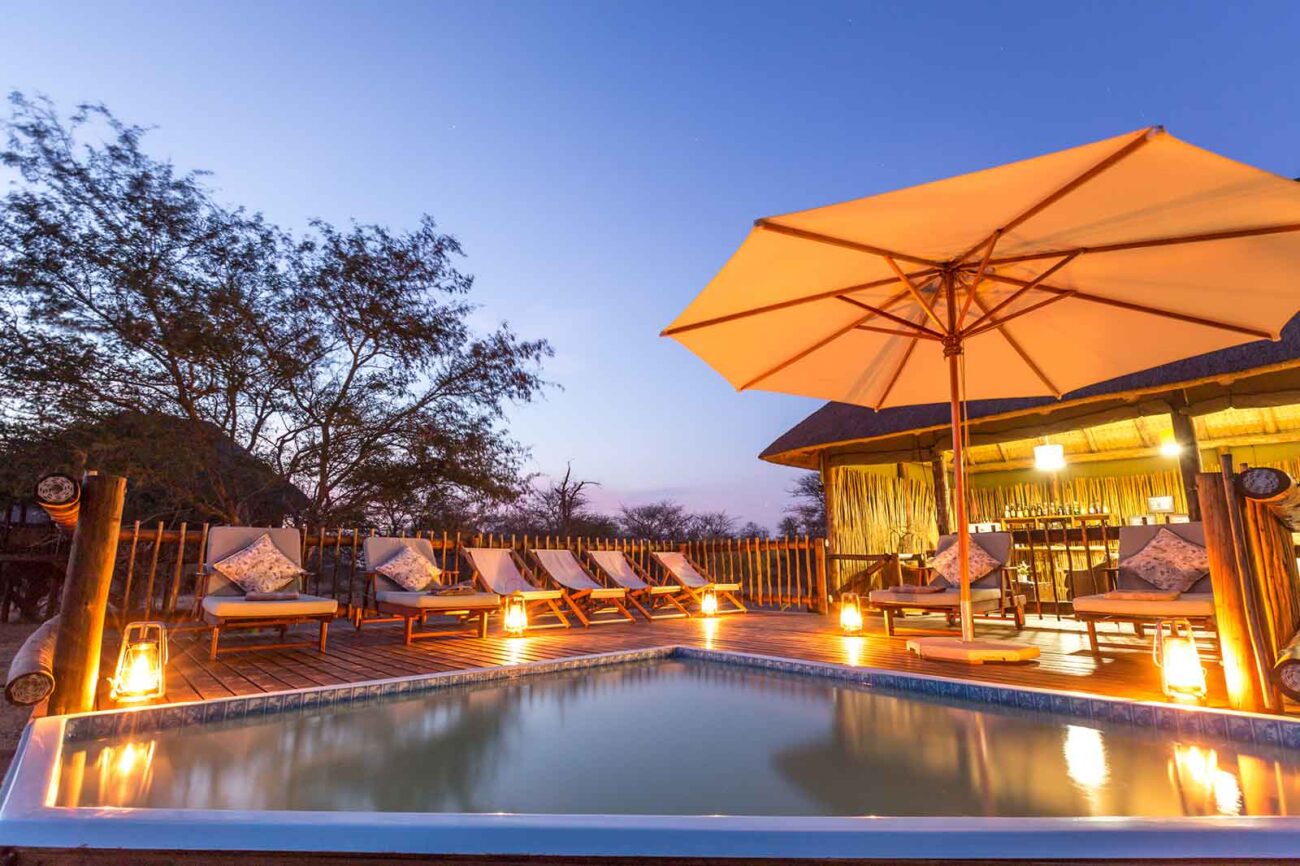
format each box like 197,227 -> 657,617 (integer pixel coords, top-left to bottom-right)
122,610 -> 1271,713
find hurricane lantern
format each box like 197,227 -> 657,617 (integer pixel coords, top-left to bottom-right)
700,589 -> 719,617
109,622 -> 167,704
503,594 -> 528,636
1153,619 -> 1206,702
839,592 -> 864,634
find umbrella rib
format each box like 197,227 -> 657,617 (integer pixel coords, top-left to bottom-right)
659,272 -> 934,337
753,219 -> 946,268
986,222 -> 1300,266
979,272 -> 1277,339
736,309 -> 886,391
885,257 -> 947,334
964,290 -> 1074,338
837,296 -> 945,339
953,126 -> 1161,265
956,233 -> 1001,328
857,324 -> 943,340
873,336 -> 920,410
967,294 -> 1062,397
962,252 -> 1080,333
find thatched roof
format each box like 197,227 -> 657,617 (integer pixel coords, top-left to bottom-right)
762,312 -> 1300,469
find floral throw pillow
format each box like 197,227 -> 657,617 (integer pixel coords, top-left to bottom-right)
213,533 -> 303,595
1119,527 -> 1208,594
930,539 -> 1000,587
376,546 -> 442,592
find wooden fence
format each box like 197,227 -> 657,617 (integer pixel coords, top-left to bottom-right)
100,525 -> 828,623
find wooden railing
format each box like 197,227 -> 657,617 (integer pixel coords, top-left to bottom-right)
101,525 -> 829,623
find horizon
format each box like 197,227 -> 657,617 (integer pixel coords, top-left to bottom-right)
4,1 -> 1299,527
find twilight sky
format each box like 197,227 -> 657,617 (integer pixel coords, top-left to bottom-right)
3,1 -> 1298,528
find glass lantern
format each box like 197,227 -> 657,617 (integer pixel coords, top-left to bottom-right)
109,622 -> 168,704
503,593 -> 529,635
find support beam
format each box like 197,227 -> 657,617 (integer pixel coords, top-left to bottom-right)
930,452 -> 951,537
48,472 -> 127,716
1170,410 -> 1202,521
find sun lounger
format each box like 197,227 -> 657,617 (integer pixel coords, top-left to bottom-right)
1071,522 -> 1217,655
358,537 -> 500,642
462,547 -> 570,630
199,527 -> 338,659
586,549 -> 691,620
651,551 -> 747,614
529,549 -> 636,626
868,532 -> 1025,636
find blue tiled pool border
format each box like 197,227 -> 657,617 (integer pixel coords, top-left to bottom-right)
61,644 -> 1300,749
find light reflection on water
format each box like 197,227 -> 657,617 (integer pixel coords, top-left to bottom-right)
58,660 -> 1300,817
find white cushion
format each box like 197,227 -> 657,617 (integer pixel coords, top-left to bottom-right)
1073,592 -> 1214,618
203,594 -> 336,618
211,533 -> 303,594
376,591 -> 500,610
869,587 -> 1002,608
376,546 -> 442,592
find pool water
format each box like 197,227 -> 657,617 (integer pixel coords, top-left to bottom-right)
56,659 -> 1300,817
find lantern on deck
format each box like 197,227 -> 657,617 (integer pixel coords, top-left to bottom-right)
109,622 -> 167,704
503,593 -> 528,635
1153,619 -> 1206,702
700,589 -> 719,617
839,592 -> 864,634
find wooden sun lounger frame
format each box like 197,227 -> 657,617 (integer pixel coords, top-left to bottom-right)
527,549 -> 637,627
583,550 -> 691,621
463,547 -> 572,631
653,551 -> 748,614
199,527 -> 334,660
201,588 -> 333,660
350,538 -> 499,643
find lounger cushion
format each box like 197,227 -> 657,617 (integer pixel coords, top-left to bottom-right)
930,539 -> 1000,586
377,591 -> 500,610
375,546 -> 442,592
202,594 -> 337,618
1118,527 -> 1208,594
869,587 -> 1002,607
1072,592 -> 1214,618
211,533 -> 305,594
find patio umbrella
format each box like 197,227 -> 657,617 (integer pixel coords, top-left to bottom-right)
664,127 -> 1300,657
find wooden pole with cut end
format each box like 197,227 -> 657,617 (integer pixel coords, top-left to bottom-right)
47,472 -> 127,717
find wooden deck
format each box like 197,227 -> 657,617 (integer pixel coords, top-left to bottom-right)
145,610 -> 1246,709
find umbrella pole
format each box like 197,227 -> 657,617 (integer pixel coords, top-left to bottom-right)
946,340 -> 974,642
905,277 -> 1038,663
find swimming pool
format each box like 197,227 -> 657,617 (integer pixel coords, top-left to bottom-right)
4,646 -> 1300,859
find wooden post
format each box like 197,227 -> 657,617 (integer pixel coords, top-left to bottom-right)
47,472 -> 126,716
1170,409 -> 1201,521
814,538 -> 829,615
1197,470 -> 1271,713
930,451 -> 951,536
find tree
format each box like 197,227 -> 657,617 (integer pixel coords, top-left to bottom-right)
738,520 -> 769,538
685,510 -> 736,539
782,473 -> 826,536
0,94 -> 549,524
488,463 -> 618,537
618,500 -> 689,540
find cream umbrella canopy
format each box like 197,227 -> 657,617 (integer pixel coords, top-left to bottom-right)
664,127 -> 1300,653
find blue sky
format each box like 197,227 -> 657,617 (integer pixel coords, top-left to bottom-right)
3,1 -> 1298,527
